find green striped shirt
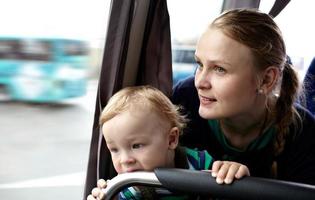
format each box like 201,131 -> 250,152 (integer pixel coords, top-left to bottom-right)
119,147 -> 213,200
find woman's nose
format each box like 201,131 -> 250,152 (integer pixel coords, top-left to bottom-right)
195,68 -> 211,89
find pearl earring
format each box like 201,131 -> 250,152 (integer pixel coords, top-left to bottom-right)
258,89 -> 264,94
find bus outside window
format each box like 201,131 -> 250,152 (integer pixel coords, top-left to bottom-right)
172,45 -> 197,85
0,37 -> 88,102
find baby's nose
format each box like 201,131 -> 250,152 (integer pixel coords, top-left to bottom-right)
120,152 -> 135,164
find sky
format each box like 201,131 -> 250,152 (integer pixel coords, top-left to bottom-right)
260,0 -> 315,59
167,0 -> 222,44
0,0 -> 222,44
0,0 -> 110,42
260,0 -> 315,77
1,0 -> 314,71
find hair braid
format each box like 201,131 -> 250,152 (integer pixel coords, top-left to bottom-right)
274,61 -> 299,155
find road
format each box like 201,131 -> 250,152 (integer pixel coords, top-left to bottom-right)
0,81 -> 98,200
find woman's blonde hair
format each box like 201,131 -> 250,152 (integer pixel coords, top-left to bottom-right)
100,85 -> 187,134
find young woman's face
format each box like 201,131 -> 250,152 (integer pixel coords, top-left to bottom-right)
102,109 -> 176,174
195,28 -> 261,120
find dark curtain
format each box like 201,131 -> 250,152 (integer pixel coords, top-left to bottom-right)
136,0 -> 173,97
83,0 -> 172,198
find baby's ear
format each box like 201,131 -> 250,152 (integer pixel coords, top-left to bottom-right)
168,127 -> 179,149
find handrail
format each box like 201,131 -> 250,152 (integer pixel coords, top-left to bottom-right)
102,172 -> 161,200
102,168 -> 315,200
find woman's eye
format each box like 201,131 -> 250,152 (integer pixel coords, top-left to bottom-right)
196,61 -> 203,70
132,144 -> 143,149
214,66 -> 226,74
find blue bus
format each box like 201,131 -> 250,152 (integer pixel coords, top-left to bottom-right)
0,37 -> 88,102
172,45 -> 196,85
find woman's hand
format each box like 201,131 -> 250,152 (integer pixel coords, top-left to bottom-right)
87,179 -> 107,200
211,161 -> 250,184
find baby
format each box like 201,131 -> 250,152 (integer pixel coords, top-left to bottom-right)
87,85 -> 249,200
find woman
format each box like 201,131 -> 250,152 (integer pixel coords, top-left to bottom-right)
172,8 -> 315,185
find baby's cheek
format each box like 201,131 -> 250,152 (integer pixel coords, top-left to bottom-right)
144,158 -> 165,170
112,161 -> 123,174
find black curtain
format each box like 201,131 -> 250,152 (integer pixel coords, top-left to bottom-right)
83,0 -> 172,198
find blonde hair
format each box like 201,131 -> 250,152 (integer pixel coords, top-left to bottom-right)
211,9 -> 301,155
100,85 -> 187,134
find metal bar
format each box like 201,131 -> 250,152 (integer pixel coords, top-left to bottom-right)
102,172 -> 161,200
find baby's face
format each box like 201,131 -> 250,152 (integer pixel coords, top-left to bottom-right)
102,110 -> 177,174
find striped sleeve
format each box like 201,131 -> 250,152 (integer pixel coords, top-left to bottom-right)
185,147 -> 213,170
119,187 -> 142,200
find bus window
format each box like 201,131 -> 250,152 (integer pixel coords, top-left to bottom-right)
20,40 -> 52,61
0,0 -> 109,199
0,40 -> 20,60
172,45 -> 197,85
260,0 -> 315,82
167,0 -> 223,85
63,41 -> 88,56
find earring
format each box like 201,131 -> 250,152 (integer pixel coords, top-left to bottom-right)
258,89 -> 264,94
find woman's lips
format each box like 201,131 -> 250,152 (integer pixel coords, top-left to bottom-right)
199,95 -> 217,105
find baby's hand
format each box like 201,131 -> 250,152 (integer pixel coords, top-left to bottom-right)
87,179 -> 107,200
211,161 -> 250,184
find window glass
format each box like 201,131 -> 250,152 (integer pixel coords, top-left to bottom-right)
0,0 -> 109,199
167,0 -> 223,85
260,0 -> 315,81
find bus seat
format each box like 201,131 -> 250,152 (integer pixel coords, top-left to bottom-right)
303,58 -> 315,115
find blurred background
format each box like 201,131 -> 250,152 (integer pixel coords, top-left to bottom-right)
0,1 -> 109,199
0,0 -> 314,200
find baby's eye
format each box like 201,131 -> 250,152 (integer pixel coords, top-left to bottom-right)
108,147 -> 118,153
132,144 -> 143,149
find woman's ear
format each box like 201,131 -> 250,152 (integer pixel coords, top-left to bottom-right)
168,127 -> 179,149
259,66 -> 280,94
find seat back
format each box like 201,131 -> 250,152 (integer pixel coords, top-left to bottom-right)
303,58 -> 315,115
